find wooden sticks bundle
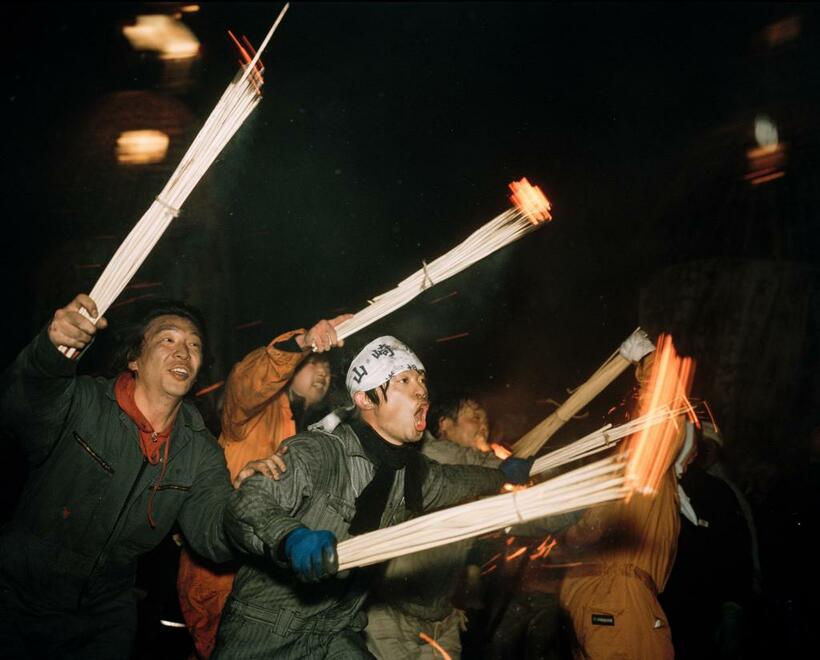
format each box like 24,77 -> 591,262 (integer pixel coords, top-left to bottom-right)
334,178 -> 552,341
61,4 -> 291,357
336,455 -> 625,571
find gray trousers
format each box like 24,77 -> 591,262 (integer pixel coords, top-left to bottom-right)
213,598 -> 374,660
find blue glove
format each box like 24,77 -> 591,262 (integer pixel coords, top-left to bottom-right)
499,457 -> 532,485
283,527 -> 338,582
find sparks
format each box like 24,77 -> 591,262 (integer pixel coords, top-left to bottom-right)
435,332 -> 470,343
235,320 -> 263,331
195,381 -> 225,397
509,177 -> 552,224
419,632 -> 452,660
529,535 -> 559,560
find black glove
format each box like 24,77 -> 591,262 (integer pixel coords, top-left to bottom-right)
283,527 -> 339,582
499,456 -> 533,485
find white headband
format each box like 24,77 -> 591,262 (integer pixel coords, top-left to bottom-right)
345,336 -> 425,394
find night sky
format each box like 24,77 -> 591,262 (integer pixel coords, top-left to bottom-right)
3,2 -> 817,435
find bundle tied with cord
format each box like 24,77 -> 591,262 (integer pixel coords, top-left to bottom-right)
59,3 -> 292,358
332,177 -> 553,342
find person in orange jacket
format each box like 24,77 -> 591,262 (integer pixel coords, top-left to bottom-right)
177,314 -> 350,658
557,342 -> 695,660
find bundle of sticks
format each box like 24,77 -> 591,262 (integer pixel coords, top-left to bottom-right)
336,455 -> 625,571
530,404 -> 688,477
61,4 -> 291,357
513,329 -> 641,458
334,177 -> 552,341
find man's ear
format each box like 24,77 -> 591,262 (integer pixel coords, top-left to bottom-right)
438,416 -> 453,438
128,360 -> 138,373
353,390 -> 375,410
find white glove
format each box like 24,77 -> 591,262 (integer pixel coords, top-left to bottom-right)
618,329 -> 655,363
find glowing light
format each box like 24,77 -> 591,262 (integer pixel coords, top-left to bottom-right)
195,381 -> 225,397
429,290 -> 459,305
506,546 -> 527,561
750,171 -> 786,185
235,320 -> 263,330
435,332 -> 470,343
123,15 -> 200,61
180,4 -> 201,12
508,177 -> 552,224
159,619 -> 186,628
624,334 -> 695,496
491,443 -> 512,460
419,632 -> 452,660
116,130 -> 170,165
529,536 -> 558,560
754,115 -> 779,149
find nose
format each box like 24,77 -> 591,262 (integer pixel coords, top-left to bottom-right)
174,343 -> 190,359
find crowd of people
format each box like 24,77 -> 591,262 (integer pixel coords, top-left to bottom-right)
0,292 -> 777,659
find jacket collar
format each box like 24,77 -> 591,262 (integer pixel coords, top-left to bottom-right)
106,375 -> 207,439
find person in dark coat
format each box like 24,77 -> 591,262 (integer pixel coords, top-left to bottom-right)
0,293 -> 263,659
214,336 -> 532,659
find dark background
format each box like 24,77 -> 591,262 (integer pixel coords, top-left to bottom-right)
1,2 -> 818,656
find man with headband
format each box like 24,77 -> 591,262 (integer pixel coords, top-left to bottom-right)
214,336 -> 532,658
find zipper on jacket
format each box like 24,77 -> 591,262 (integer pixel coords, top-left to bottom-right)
78,457 -> 148,607
73,431 -> 114,474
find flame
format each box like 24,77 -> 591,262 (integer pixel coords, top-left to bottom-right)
508,177 -> 552,224
419,632 -> 452,660
624,334 -> 695,496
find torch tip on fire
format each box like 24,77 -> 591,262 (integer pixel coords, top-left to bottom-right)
509,177 -> 552,224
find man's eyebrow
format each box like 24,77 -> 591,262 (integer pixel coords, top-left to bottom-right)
154,323 -> 202,338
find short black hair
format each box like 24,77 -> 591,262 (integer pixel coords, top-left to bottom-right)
108,299 -> 209,375
428,392 -> 483,437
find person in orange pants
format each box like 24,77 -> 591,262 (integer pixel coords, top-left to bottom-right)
177,315 -> 349,658
558,344 -> 695,660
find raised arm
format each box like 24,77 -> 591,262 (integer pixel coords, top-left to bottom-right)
0,294 -> 107,463
220,315 -> 351,444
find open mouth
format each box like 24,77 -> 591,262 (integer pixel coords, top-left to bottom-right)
169,366 -> 190,380
413,404 -> 429,432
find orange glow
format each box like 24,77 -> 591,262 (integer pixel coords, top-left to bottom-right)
508,177 -> 552,224
702,401 -> 720,434
235,320 -> 263,330
180,4 -> 201,12
116,130 -> 170,165
624,334 -> 695,496
506,546 -> 528,561
125,281 -> 163,291
529,536 -> 558,560
419,632 -> 452,660
429,290 -> 459,305
122,15 -> 200,61
195,381 -> 225,397
228,31 -> 264,88
750,171 -> 785,185
434,332 -> 470,343
491,443 -> 512,460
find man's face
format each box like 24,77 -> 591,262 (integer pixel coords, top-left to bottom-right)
363,369 -> 429,446
439,399 -> 490,451
128,315 -> 203,401
290,357 -> 331,407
